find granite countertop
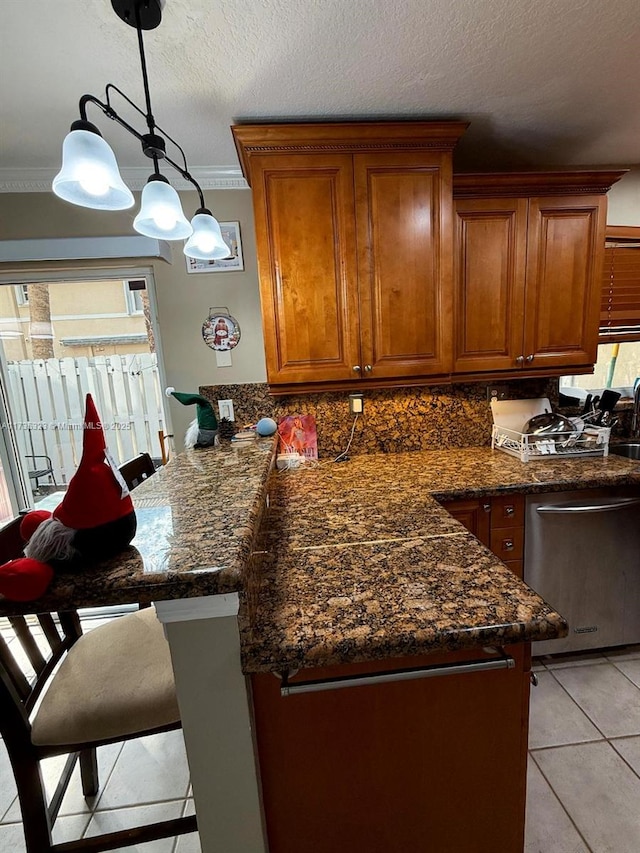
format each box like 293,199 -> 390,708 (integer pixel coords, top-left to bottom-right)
3,440 -> 638,671
239,447 -> 640,672
0,437 -> 276,616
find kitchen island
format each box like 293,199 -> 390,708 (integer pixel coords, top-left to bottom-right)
2,442 -> 639,852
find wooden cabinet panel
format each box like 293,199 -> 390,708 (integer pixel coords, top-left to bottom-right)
249,153 -> 361,385
356,152 -> 453,378
524,195 -> 606,369
233,122 -> 467,390
491,494 -> 525,528
251,645 -> 530,853
443,495 -> 524,575
452,174 -> 620,379
490,526 -> 525,562
444,498 -> 491,546
454,198 -> 527,373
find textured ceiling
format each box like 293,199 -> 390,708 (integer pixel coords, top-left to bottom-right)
1,0 -> 639,191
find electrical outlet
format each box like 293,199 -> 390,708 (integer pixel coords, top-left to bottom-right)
486,385 -> 509,403
218,399 -> 235,421
349,393 -> 364,415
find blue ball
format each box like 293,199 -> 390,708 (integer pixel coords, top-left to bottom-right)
256,417 -> 277,437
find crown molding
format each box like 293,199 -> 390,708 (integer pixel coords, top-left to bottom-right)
0,166 -> 249,193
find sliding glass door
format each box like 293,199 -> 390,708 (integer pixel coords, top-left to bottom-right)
0,267 -> 171,517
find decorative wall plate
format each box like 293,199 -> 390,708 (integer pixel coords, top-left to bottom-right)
202,309 -> 241,351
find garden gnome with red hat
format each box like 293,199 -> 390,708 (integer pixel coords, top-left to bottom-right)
0,394 -> 137,602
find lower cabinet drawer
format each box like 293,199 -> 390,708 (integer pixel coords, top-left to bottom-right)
491,494 -> 525,529
490,526 -> 524,561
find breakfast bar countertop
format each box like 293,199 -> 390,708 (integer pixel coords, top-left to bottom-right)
0,437 -> 276,617
239,447 -> 640,672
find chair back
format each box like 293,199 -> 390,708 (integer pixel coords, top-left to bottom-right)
0,518 -> 81,735
119,452 -> 156,490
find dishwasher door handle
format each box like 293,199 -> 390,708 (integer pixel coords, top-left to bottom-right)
536,497 -> 640,514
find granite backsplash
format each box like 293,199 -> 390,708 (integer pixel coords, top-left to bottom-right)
200,378 -> 561,459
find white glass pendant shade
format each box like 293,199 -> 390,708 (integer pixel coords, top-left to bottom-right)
133,179 -> 193,240
52,130 -> 134,210
183,213 -> 230,260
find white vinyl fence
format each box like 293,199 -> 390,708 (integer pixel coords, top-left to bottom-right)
7,354 -> 166,487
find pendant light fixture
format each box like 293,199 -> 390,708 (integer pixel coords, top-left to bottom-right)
52,0 -> 227,261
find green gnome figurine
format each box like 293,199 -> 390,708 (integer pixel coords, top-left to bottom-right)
165,387 -> 219,448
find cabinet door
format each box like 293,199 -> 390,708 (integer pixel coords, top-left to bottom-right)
443,497 -> 491,546
250,153 -> 361,385
354,152 -> 453,378
453,198 -> 528,373
523,195 -> 606,370
252,646 -> 530,853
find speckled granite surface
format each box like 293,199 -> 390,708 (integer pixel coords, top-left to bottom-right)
240,535 -> 568,672
3,441 -> 638,677
0,437 -> 276,616
239,447 -> 640,672
200,378 -> 558,457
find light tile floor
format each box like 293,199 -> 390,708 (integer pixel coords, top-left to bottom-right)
2,615 -> 640,852
526,645 -> 640,853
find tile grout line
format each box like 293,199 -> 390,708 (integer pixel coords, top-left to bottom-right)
607,736 -> 640,783
546,663 -> 616,741
528,749 -> 595,853
548,659 -> 640,742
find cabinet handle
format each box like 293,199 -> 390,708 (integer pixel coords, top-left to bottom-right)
352,365 -> 361,373
280,654 -> 516,695
525,354 -> 534,363
502,538 -> 515,551
482,503 -> 491,513
530,672 -> 539,687
505,505 -> 515,517
516,355 -> 525,365
364,364 -> 373,372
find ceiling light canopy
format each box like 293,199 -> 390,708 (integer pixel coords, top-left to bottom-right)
52,0 -> 227,262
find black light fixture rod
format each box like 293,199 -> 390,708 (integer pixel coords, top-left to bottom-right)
104,83 -> 189,173
78,94 -> 146,146
77,90 -> 206,204
134,1 -> 156,135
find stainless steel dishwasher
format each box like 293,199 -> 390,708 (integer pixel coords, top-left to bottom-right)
524,486 -> 640,656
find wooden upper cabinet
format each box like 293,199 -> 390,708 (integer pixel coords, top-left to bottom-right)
247,152 -> 361,385
355,152 -> 453,378
454,197 -> 528,373
232,122 -> 467,391
453,171 -> 625,377
524,195 -> 605,369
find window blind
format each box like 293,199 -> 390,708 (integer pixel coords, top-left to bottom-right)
599,227 -> 640,343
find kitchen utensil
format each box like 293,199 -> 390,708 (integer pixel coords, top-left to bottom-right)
598,389 -> 621,412
593,390 -> 620,425
523,409 -> 578,438
581,394 -> 593,416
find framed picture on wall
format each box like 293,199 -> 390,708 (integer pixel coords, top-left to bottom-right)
185,221 -> 244,273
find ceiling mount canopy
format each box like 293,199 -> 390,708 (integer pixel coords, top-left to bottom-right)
52,0 -> 229,263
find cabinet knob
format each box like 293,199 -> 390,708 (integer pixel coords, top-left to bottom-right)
505,505 -> 515,517
516,355 -> 525,365
525,354 -> 534,363
352,365 -> 361,372
482,503 -> 491,513
502,538 -> 515,551
364,364 -> 373,372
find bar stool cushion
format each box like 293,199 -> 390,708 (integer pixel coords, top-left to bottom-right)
31,608 -> 179,746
